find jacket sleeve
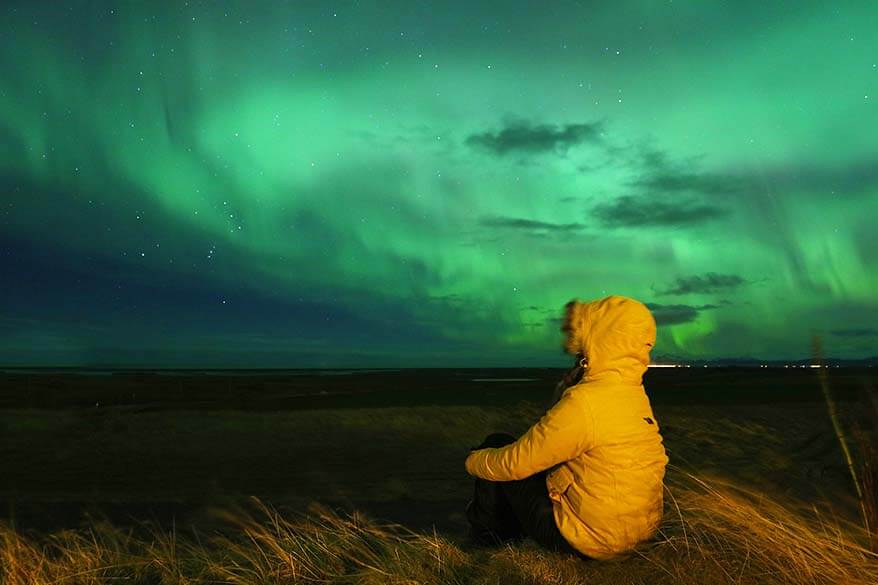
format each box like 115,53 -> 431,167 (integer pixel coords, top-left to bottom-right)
465,390 -> 594,481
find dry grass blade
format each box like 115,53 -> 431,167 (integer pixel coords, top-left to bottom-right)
2,472 -> 878,584
664,469 -> 878,584
812,335 -> 866,516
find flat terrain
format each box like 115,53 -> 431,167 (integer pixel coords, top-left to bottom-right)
1,367 -> 874,536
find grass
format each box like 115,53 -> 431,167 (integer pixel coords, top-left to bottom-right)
3,367 -> 876,582
3,469 -> 878,585
852,423 -> 877,552
813,334 -> 878,550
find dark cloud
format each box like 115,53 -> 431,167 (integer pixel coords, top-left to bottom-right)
657,272 -> 747,296
744,158 -> 878,197
632,170 -> 744,196
618,148 -> 830,293
633,144 -> 878,199
620,145 -> 734,196
590,195 -> 728,228
479,215 -> 586,232
626,145 -> 741,195
466,120 -> 602,156
831,328 -> 878,337
425,293 -> 468,308
645,302 -> 723,326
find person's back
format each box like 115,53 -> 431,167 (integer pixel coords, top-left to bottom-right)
465,295 -> 668,559
547,380 -> 667,558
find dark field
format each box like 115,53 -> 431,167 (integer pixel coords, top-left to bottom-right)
1,367 -> 875,537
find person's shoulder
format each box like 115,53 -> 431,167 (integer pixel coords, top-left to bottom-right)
576,381 -> 643,406
558,383 -> 597,412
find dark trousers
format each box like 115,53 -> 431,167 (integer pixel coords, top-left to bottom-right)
466,432 -> 581,556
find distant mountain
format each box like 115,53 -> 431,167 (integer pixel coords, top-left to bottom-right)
651,355 -> 878,367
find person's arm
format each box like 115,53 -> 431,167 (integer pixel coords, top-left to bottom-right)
465,390 -> 594,481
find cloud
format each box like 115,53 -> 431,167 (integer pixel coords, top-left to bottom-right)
633,144 -> 878,199
657,272 -> 747,296
479,215 -> 586,232
590,195 -> 728,228
744,158 -> 878,197
620,145 -> 740,196
831,328 -> 878,337
645,302 -> 723,326
632,170 -> 744,196
466,120 -> 603,156
624,145 -> 750,199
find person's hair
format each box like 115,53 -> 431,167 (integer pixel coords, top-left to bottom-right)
549,361 -> 585,408
550,299 -> 586,408
560,300 -> 576,333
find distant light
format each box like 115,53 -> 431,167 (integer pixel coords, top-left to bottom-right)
648,364 -> 678,368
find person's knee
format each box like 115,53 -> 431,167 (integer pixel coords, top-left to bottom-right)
480,432 -> 516,449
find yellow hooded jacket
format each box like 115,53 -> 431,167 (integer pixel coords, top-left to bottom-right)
465,295 -> 668,559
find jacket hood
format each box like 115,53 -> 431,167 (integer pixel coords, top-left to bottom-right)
565,295 -> 656,384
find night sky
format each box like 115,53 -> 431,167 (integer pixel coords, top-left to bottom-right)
1,1 -> 876,368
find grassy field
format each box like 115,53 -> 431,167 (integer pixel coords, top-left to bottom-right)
1,367 -> 876,583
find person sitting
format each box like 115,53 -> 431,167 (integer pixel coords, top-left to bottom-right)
464,294 -> 669,559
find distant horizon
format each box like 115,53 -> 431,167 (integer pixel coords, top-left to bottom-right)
2,354 -> 875,372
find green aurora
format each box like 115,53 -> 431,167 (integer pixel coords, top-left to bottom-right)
1,1 -> 876,367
